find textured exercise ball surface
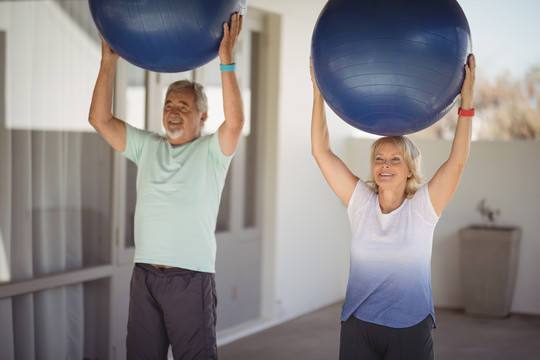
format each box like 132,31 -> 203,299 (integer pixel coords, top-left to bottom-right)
311,0 -> 472,136
89,0 -> 248,72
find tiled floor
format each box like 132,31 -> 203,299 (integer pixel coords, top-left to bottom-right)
219,302 -> 540,360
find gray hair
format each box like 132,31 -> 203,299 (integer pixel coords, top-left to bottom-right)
165,80 -> 208,114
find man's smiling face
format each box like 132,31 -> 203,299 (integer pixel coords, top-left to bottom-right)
162,89 -> 207,145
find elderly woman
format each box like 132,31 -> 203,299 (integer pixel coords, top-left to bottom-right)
310,54 -> 476,360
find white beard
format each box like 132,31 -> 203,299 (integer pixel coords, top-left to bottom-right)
166,127 -> 184,140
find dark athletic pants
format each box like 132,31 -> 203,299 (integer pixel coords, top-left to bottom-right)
339,315 -> 434,360
126,263 -> 218,360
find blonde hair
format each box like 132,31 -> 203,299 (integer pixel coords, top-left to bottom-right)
366,136 -> 423,198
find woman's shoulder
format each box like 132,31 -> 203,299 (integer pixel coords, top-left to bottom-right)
411,183 -> 439,222
349,179 -> 376,210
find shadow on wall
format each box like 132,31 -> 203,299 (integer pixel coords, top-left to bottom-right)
0,230 -> 9,282
1,31 -> 5,129
30,207 -> 111,274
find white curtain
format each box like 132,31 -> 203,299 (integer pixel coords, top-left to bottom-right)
0,1 -> 106,358
0,130 -> 85,359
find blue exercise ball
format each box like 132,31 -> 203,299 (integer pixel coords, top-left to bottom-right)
311,0 -> 472,136
89,0 -> 248,73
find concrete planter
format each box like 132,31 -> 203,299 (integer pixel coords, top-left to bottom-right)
459,226 -> 522,318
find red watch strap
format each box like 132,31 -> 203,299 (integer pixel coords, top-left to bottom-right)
458,108 -> 475,117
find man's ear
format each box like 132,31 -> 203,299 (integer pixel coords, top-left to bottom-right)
200,112 -> 208,123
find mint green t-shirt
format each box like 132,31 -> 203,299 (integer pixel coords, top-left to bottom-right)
121,123 -> 232,273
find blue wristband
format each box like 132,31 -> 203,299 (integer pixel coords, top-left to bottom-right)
220,63 -> 236,72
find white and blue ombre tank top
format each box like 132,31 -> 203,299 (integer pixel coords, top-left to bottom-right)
342,180 -> 440,328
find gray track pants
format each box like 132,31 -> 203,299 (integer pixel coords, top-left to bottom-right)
126,263 -> 218,360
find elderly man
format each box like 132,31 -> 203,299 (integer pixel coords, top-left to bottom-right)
88,13 -> 244,360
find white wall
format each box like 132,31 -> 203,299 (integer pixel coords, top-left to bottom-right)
346,138 -> 540,315
0,1 -> 100,132
248,0 -> 356,323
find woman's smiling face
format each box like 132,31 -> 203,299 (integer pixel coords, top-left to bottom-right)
372,142 -> 411,191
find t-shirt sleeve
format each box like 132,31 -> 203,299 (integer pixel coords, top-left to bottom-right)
412,184 -> 440,225
209,131 -> 233,171
122,122 -> 150,165
347,179 -> 373,219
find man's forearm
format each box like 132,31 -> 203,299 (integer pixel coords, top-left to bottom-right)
221,70 -> 245,130
89,59 -> 117,127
